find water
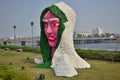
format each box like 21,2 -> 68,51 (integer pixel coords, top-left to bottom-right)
74,42 -> 120,51
1,41 -> 120,51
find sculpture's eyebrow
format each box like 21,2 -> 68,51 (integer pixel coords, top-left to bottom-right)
43,18 -> 59,22
49,18 -> 59,21
43,19 -> 48,22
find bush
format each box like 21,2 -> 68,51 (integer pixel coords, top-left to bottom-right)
0,44 -> 41,53
76,49 -> 120,62
114,53 -> 120,61
0,64 -> 32,80
1,44 -> 120,62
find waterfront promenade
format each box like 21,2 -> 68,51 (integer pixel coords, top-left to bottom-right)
0,37 -> 120,46
74,37 -> 119,44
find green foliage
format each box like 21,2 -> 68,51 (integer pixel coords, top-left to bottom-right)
33,46 -> 41,53
0,44 -> 40,53
76,49 -> 120,62
114,53 -> 120,61
0,64 -> 32,80
1,44 -> 120,62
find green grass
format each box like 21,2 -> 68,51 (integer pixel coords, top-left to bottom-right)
0,49 -> 120,80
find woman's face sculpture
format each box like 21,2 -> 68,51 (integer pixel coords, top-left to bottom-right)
43,10 -> 60,48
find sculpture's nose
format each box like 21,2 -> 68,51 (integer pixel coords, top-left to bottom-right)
46,24 -> 52,34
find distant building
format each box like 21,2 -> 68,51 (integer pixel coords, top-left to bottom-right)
73,32 -> 77,38
92,27 -> 103,36
73,31 -> 90,38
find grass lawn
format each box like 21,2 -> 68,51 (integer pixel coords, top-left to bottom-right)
0,49 -> 120,80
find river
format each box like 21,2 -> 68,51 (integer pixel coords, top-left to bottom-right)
74,42 -> 120,51
1,41 -> 120,51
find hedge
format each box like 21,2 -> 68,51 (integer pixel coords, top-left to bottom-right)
0,44 -> 120,62
0,44 -> 40,53
76,49 -> 120,62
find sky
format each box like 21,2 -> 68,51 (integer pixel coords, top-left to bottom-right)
0,0 -> 120,38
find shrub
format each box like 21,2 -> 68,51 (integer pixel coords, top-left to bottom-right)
0,44 -> 41,53
76,49 -> 120,62
0,64 -> 32,80
114,53 -> 120,61
1,44 -> 120,62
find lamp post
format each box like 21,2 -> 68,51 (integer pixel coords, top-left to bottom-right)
30,22 -> 34,50
13,25 -> 16,45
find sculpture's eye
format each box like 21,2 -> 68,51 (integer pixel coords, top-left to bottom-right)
51,20 -> 60,27
43,22 -> 48,27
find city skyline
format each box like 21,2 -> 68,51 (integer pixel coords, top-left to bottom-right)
0,0 -> 120,38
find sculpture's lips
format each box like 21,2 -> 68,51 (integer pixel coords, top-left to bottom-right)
48,37 -> 56,41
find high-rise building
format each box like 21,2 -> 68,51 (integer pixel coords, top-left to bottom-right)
92,27 -> 103,36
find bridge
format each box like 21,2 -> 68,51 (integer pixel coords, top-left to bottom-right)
74,37 -> 118,44
0,37 -> 119,46
0,37 -> 40,46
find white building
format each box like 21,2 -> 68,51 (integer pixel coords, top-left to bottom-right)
92,27 -> 103,36
73,31 -> 90,38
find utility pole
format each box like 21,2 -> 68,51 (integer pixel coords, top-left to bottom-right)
30,22 -> 34,50
13,25 -> 16,45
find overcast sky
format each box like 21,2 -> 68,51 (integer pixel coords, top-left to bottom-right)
0,0 -> 120,38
